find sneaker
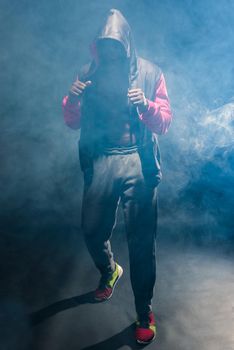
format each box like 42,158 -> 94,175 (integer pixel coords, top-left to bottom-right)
94,262 -> 123,301
135,311 -> 156,344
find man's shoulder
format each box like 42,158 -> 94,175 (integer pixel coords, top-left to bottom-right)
78,61 -> 95,80
138,57 -> 162,76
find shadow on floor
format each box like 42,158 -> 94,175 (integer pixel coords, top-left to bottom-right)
30,291 -> 148,349
80,323 -> 147,350
30,291 -> 99,326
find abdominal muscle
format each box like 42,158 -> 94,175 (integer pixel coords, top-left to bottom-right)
101,117 -> 137,147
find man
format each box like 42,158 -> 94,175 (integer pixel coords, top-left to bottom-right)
62,9 -> 172,344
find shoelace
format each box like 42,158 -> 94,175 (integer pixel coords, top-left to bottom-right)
98,274 -> 113,289
98,265 -> 117,289
138,319 -> 150,328
137,313 -> 154,328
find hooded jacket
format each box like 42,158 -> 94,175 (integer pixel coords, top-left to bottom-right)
62,9 -> 172,184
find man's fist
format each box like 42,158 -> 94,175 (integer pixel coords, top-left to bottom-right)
69,77 -> 92,101
128,88 -> 148,113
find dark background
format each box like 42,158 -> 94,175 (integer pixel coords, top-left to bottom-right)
0,0 -> 233,349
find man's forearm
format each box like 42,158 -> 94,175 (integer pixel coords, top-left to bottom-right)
138,73 -> 172,135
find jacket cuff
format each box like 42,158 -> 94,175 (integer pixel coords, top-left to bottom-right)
62,95 -> 80,110
138,99 -> 160,119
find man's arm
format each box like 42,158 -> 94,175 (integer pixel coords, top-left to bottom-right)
138,73 -> 172,135
62,78 -> 92,130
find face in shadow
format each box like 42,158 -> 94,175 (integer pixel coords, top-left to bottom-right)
96,38 -> 127,66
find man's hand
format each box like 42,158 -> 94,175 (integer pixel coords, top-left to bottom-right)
128,88 -> 148,113
69,77 -> 92,102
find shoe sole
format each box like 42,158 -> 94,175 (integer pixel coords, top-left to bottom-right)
94,264 -> 123,302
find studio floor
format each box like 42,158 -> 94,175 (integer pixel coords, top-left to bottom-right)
26,230 -> 234,350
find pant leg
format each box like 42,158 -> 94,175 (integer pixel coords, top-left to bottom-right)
81,155 -> 120,277
120,151 -> 158,317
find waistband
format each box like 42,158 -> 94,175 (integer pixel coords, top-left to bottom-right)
101,144 -> 139,155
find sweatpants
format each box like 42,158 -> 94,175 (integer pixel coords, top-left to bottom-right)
81,146 -> 158,317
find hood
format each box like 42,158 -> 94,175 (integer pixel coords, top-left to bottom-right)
90,9 -> 138,85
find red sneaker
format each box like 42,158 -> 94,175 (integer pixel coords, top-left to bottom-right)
94,262 -> 123,302
135,311 -> 156,344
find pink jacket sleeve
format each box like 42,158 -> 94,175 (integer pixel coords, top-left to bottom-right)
138,73 -> 172,135
62,95 -> 82,130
